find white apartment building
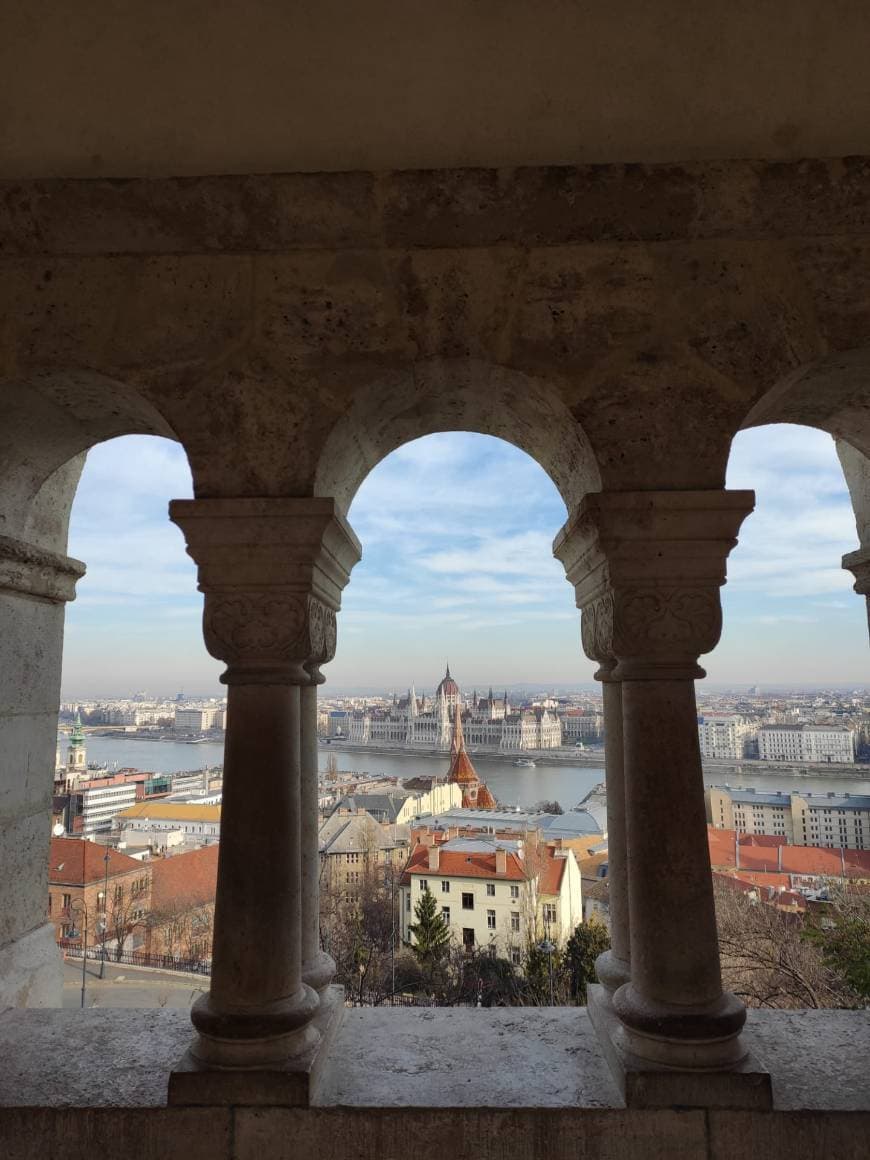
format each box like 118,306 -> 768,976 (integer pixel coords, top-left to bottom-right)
708,786 -> 870,850
399,837 -> 582,966
115,801 -> 222,847
174,706 -> 225,731
71,778 -> 141,837
697,714 -> 754,760
758,724 -> 855,764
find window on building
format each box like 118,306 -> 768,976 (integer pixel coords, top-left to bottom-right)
462,928 -> 475,951
405,894 -> 411,911
62,893 -> 71,910
441,906 -> 450,924
441,880 -> 450,893
510,946 -> 522,966
419,879 -> 428,892
487,909 -> 496,929
510,884 -> 519,900
486,883 -> 496,896
462,892 -> 474,910
511,911 -> 520,932
542,903 -> 557,925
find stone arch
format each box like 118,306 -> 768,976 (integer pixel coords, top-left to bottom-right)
736,345 -> 870,587
0,370 -> 182,554
312,360 -> 602,515
739,346 -> 870,459
0,370 -> 187,1009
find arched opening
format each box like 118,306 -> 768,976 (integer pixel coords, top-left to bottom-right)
0,375 -> 192,1009
316,430 -> 601,1006
48,433 -> 226,1004
704,420 -> 870,1010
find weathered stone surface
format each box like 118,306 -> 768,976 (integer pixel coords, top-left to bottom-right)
317,1006 -> 621,1108
0,1108 -> 231,1160
0,1009 -> 193,1106
709,1110 -> 870,1160
0,593 -> 66,715
234,1107 -> 708,1160
0,924 -> 61,1009
0,810 -> 55,946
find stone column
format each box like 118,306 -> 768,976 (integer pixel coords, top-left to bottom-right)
842,547 -> 870,642
557,491 -> 770,1107
554,528 -> 630,997
0,535 -> 84,1009
168,499 -> 360,1081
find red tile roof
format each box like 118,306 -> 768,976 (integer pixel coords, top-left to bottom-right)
149,845 -> 219,912
538,852 -> 568,895
402,844 -> 526,883
708,826 -> 870,879
49,837 -> 143,885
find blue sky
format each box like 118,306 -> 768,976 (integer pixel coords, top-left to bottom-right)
60,425 -> 868,698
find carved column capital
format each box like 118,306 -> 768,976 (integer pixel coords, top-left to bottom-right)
554,490 -> 754,680
169,498 -> 360,685
0,534 -> 85,603
843,546 -> 870,595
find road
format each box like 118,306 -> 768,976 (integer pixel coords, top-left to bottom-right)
62,958 -> 208,1009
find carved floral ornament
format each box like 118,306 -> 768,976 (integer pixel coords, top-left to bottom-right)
203,590 -> 337,683
580,585 -> 723,675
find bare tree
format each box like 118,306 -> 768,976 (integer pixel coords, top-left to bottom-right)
714,881 -> 852,1009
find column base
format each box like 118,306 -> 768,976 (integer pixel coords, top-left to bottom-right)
587,984 -> 772,1110
302,949 -> 336,994
168,984 -> 345,1106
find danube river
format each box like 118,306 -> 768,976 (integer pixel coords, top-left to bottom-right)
64,734 -> 870,811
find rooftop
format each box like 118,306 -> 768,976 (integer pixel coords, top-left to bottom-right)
48,837 -> 144,885
116,803 -> 222,823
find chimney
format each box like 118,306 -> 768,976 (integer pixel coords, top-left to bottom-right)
777,844 -> 782,872
428,845 -> 440,872
420,831 -> 434,848
495,847 -> 507,874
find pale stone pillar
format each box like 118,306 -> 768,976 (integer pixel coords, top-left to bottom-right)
554,524 -> 631,995
557,491 -> 770,1106
842,547 -> 870,642
0,535 -> 84,1009
595,668 -> 630,992
168,499 -> 360,1078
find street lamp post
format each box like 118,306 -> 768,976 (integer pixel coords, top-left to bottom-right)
538,938 -> 556,1006
67,900 -> 90,1009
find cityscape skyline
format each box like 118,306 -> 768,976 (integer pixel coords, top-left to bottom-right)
60,426 -> 868,698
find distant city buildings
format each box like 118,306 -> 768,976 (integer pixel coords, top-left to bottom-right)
346,666 -> 563,752
757,724 -> 855,764
707,786 -> 870,850
697,714 -> 754,760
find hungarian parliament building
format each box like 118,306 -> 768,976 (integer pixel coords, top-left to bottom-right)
346,665 -> 563,752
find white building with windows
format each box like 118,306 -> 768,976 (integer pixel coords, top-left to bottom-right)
697,714 -> 754,760
707,786 -> 870,850
758,724 -> 855,764
347,666 -> 562,752
399,836 -> 582,964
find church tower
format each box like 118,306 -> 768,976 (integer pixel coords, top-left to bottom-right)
447,702 -> 496,809
67,712 -> 87,775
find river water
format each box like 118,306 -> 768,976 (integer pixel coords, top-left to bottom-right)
64,735 -> 870,811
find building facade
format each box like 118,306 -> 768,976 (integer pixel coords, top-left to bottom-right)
348,666 -> 562,751
697,714 -> 754,760
400,836 -> 582,964
758,724 -> 856,763
708,786 -> 870,850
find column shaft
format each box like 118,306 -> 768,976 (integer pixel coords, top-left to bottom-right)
301,682 -> 334,992
620,679 -> 721,1008
596,675 -> 630,993
192,683 -> 317,1065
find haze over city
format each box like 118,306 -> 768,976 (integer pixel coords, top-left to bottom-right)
60,425 -> 868,698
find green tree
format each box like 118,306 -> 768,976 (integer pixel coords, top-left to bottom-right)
804,893 -> 870,1004
407,888 -> 450,986
565,918 -> 611,1003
